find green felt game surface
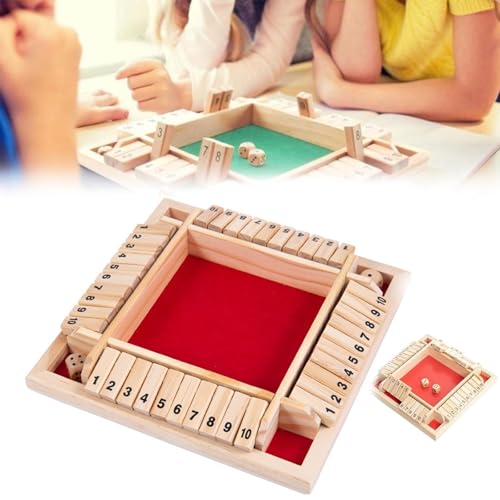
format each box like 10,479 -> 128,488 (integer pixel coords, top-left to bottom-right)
181,124 -> 333,180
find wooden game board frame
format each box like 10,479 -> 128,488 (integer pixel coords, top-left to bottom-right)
78,98 -> 429,189
373,335 -> 495,439
27,199 -> 410,492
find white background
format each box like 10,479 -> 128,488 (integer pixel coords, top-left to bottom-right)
1,180 -> 499,500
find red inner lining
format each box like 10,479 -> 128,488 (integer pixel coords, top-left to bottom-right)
401,355 -> 465,406
130,255 -> 325,393
54,360 -> 69,378
266,429 -> 313,465
428,419 -> 441,430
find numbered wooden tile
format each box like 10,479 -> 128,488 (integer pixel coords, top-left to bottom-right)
215,392 -> 251,445
303,361 -> 352,396
86,283 -> 132,300
208,141 -> 233,183
267,226 -> 295,251
102,262 -> 146,279
100,352 -> 136,402
238,218 -> 267,242
345,280 -> 389,312
95,271 -> 141,290
125,232 -> 170,250
196,138 -> 215,184
341,292 -> 386,324
133,363 -> 168,415
61,316 -> 108,335
296,373 -> 345,409
311,348 -> 358,382
234,398 -> 269,452
298,236 -> 324,260
151,121 -> 175,159
114,145 -> 152,172
194,205 -> 224,228
133,222 -> 177,239
116,358 -> 152,409
204,89 -> 224,113
254,222 -> 281,246
166,375 -> 201,427
199,386 -> 234,438
345,123 -> 364,160
221,88 -> 234,110
85,347 -> 121,396
103,141 -> 145,167
329,313 -> 374,346
223,214 -> 252,238
79,293 -> 124,310
150,369 -> 184,420
322,325 -> 369,358
316,337 -> 362,370
329,243 -> 355,268
296,91 -> 315,118
283,231 -> 310,256
70,304 -> 116,322
290,386 -> 337,427
111,251 -> 156,269
182,380 -> 217,433
119,242 -> 161,256
313,240 -> 339,265
208,210 -> 238,233
334,304 -> 380,336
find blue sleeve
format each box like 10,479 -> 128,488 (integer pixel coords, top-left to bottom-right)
0,96 -> 20,174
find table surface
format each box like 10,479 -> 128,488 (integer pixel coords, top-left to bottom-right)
78,61 -> 500,186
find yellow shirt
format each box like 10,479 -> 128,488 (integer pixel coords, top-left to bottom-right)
376,0 -> 495,80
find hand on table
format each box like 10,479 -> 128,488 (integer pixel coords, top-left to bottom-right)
77,90 -> 129,127
116,59 -> 192,113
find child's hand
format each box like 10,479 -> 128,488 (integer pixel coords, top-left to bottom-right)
0,10 -> 81,173
0,10 -> 80,119
116,59 -> 192,113
77,90 -> 129,128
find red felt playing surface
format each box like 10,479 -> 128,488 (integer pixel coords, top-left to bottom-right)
130,256 -> 325,393
266,429 -> 313,465
400,355 -> 465,406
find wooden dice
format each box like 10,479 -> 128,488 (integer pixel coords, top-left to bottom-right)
361,269 -> 384,288
65,353 -> 85,382
239,142 -> 255,159
249,149 -> 266,167
421,378 -> 430,388
432,384 -> 441,394
98,145 -> 113,155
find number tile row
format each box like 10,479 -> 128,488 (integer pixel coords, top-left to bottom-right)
85,346 -> 268,452
290,279 -> 390,427
60,220 -> 177,336
194,205 -> 356,269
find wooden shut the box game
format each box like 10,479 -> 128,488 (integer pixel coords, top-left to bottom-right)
27,198 -> 410,492
374,336 -> 495,439
78,91 -> 429,188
